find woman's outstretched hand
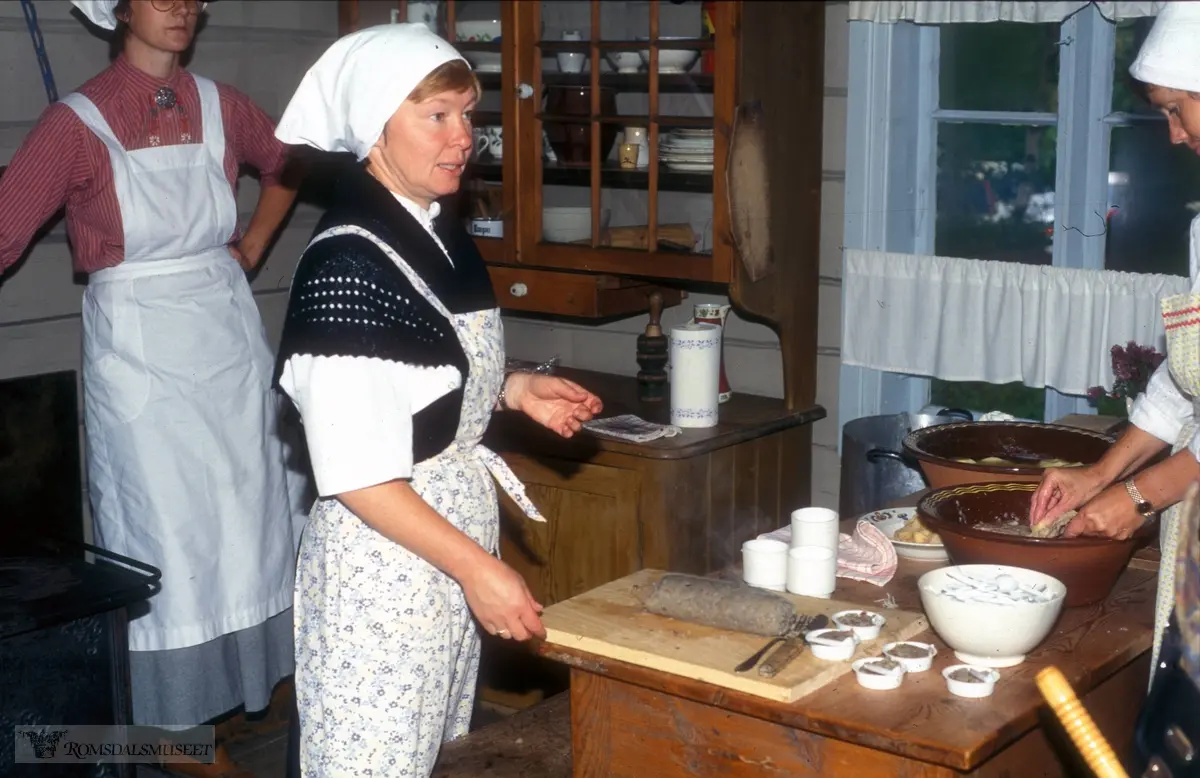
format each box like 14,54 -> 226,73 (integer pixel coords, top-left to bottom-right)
504,373 -> 603,438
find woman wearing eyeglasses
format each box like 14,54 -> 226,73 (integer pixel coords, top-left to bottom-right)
0,1 -> 310,774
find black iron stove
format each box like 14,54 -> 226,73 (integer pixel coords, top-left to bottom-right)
0,532 -> 160,777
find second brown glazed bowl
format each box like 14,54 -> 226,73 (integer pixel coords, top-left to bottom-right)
916,482 -> 1153,607
903,421 -> 1115,489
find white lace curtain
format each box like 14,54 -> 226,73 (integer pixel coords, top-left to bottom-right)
841,250 -> 1189,396
847,1 -> 1163,24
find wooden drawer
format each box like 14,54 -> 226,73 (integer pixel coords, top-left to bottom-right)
487,266 -> 683,318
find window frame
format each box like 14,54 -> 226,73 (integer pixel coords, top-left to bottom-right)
839,4 -> 1153,435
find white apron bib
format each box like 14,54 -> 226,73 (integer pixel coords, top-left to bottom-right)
63,76 -> 298,653
1150,214 -> 1200,677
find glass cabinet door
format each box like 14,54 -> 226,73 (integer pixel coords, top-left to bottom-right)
516,0 -> 734,283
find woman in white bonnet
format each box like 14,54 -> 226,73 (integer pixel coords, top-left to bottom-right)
272,23 -> 602,775
1031,0 -> 1200,676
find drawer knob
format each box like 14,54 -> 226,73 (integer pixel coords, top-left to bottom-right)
517,83 -> 535,100
509,282 -> 529,297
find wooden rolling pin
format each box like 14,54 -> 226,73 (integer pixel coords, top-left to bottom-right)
1035,666 -> 1130,778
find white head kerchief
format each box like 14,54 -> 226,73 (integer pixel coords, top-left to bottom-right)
276,23 -> 468,161
1131,1 -> 1200,93
71,0 -> 119,30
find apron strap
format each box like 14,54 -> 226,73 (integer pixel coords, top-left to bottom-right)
475,445 -> 546,523
191,75 -> 226,166
59,92 -> 125,154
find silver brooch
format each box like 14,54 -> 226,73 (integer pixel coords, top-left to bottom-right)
154,86 -> 177,109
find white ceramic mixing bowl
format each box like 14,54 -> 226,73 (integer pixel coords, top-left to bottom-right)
918,564 -> 1066,668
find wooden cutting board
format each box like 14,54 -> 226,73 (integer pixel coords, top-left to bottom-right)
542,569 -> 930,703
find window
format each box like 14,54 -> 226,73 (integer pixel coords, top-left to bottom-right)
843,5 -> 1181,430
1107,17 -> 1199,277
932,21 -> 1063,420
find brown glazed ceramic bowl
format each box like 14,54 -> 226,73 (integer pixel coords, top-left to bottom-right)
902,421 -> 1115,489
917,482 -> 1154,607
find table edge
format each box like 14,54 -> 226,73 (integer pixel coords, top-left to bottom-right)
536,634 -> 1152,770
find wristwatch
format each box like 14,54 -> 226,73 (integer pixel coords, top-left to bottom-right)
1123,478 -> 1156,519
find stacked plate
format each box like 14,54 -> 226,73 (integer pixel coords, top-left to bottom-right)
659,128 -> 713,172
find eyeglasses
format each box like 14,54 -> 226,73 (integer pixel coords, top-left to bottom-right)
149,0 -> 209,14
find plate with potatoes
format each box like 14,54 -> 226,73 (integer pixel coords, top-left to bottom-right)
863,508 -> 950,562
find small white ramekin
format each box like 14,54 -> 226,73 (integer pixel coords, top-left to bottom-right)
832,610 -> 886,641
805,628 -> 860,661
942,665 -> 1000,698
882,641 -> 938,673
852,657 -> 905,690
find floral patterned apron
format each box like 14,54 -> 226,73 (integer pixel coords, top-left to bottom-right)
1152,289 -> 1200,677
293,224 -> 543,776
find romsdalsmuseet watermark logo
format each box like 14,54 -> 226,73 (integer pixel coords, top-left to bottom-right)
14,725 -> 216,764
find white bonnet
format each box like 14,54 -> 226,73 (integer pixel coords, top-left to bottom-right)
70,0 -> 210,31
70,0 -> 119,30
1130,1 -> 1200,93
275,23 -> 469,161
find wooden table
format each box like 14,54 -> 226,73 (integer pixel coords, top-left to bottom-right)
537,554 -> 1157,777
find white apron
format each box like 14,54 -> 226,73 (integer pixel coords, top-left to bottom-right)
62,76 -> 298,653
293,225 -> 543,777
1150,214 -> 1200,677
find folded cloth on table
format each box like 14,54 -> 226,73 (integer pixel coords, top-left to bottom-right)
582,414 -> 681,443
757,525 -> 790,545
836,520 -> 898,586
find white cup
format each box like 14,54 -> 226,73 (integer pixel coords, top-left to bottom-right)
741,538 -> 788,589
790,507 -> 840,553
557,51 -> 586,73
786,545 -> 837,598
473,126 -> 503,160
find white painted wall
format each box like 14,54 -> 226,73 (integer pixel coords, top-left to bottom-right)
502,2 -> 851,512
0,0 -> 338,535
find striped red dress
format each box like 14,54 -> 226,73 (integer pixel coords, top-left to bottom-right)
0,55 -> 287,274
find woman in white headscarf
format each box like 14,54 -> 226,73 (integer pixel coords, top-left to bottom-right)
1030,1 -> 1200,675
272,23 -> 602,776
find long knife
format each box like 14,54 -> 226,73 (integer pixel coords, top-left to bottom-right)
758,614 -> 829,678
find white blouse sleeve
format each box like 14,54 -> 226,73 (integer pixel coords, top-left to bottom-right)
277,354 -> 461,497
1128,360 -> 1193,451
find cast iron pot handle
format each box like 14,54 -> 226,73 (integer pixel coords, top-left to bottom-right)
939,408 -> 974,421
